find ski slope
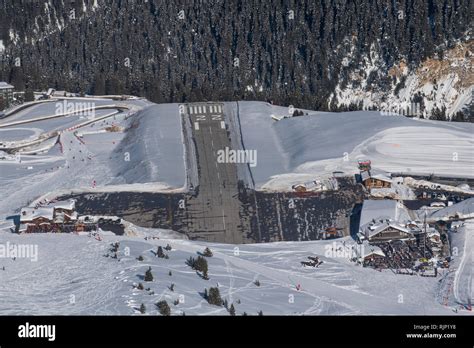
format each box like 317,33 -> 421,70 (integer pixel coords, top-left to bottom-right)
453,221 -> 474,308
0,99 -> 181,228
0,233 -> 466,315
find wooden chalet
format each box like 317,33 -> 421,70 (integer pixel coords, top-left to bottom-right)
360,170 -> 392,189
358,199 -> 417,242
364,221 -> 415,242
354,241 -> 386,267
19,207 -> 55,233
18,199 -> 79,233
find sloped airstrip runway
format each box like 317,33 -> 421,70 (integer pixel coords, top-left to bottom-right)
183,103 -> 251,244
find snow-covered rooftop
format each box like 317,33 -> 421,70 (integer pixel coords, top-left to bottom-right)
371,173 -> 392,182
53,211 -> 78,223
359,199 -> 414,238
429,197 -> 474,221
361,169 -> 392,183
364,220 -> 414,239
360,200 -> 400,226
20,207 -> 54,222
357,241 -> 386,258
0,82 -> 14,90
49,199 -> 75,211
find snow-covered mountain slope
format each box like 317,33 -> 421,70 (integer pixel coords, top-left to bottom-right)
0,233 -> 467,315
1,99 -> 472,226
108,104 -> 185,188
330,39 -> 473,119
234,102 -> 474,190
0,98 -> 164,226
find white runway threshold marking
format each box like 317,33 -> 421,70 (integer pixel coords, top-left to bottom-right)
194,122 -> 199,130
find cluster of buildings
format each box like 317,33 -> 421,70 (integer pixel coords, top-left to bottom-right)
349,159 -> 472,273
355,199 -> 447,270
18,199 -> 95,233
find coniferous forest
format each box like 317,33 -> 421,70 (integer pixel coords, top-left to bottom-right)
0,0 -> 471,111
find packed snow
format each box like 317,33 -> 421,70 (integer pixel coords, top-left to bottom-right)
0,233 -> 469,315
0,98 -> 158,228
232,102 -> 474,190
0,98 -> 473,316
107,104 -> 186,187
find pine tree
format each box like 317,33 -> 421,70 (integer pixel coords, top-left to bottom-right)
195,256 -> 209,279
203,247 -> 213,257
24,89 -> 35,102
139,303 -> 146,314
110,242 -> 120,253
229,304 -> 236,316
1,0 -> 471,113
157,246 -> 165,258
186,256 -> 196,268
93,73 -> 106,95
156,300 -> 171,316
144,267 -> 153,282
206,287 -> 223,306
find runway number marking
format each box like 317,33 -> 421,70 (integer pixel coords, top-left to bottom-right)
194,122 -> 199,130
